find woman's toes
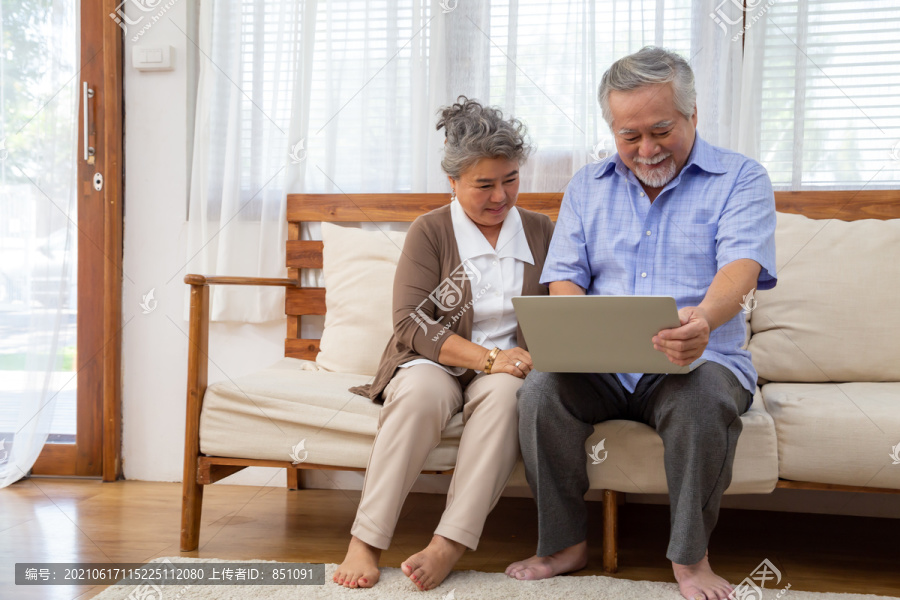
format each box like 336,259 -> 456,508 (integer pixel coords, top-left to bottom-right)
413,566 -> 428,588
402,554 -> 424,583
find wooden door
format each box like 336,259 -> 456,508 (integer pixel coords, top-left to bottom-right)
30,0 -> 123,480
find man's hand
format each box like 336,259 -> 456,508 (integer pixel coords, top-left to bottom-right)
652,306 -> 711,366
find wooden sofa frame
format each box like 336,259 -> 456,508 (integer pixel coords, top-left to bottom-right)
181,190 -> 900,572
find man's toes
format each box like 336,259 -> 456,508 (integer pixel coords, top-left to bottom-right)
712,583 -> 730,599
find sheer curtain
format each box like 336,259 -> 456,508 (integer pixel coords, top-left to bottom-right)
188,0 -> 743,323
0,0 -> 79,488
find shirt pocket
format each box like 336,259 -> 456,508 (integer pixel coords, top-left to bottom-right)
666,222 -> 718,290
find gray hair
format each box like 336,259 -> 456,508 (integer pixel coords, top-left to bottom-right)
436,96 -> 532,179
598,46 -> 697,127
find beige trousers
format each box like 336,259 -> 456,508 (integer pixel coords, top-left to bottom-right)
351,364 -> 522,551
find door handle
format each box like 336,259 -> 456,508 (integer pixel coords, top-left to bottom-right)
83,82 -> 95,164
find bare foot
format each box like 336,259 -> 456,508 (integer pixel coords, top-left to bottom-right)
332,536 -> 381,589
400,535 -> 466,591
672,551 -> 734,600
504,541 -> 588,580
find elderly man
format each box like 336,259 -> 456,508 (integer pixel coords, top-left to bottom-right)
505,46 -> 777,600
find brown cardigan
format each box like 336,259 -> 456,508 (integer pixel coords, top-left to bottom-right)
349,204 -> 554,403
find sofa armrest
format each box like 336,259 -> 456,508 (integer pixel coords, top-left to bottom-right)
181,274 -> 298,471
181,274 -> 298,498
181,274 -> 297,451
184,274 -> 298,287
181,272 -> 302,550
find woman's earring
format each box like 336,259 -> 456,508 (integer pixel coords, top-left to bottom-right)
450,188 -> 457,201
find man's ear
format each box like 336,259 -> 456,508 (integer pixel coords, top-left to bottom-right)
691,104 -> 698,128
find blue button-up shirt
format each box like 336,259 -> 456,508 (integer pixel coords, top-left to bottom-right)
541,133 -> 777,393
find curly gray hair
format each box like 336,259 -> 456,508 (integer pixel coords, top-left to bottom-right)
436,96 -> 533,180
598,46 -> 697,127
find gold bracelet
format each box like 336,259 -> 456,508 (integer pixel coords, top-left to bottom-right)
484,347 -> 501,374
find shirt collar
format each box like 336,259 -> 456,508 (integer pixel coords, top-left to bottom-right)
682,133 -> 728,175
450,199 -> 535,265
593,132 -> 727,180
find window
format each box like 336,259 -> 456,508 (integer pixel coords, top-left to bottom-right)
756,0 -> 900,189
219,0 -> 900,201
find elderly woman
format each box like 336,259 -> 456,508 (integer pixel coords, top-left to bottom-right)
332,97 -> 553,591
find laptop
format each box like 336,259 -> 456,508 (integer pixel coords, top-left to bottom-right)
511,295 -> 706,374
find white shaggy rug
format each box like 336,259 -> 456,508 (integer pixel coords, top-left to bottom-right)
91,558 -> 899,600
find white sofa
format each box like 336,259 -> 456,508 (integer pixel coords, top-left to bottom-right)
181,194 -> 900,572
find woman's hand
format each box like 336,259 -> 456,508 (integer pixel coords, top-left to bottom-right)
436,335 -> 533,378
490,347 -> 533,378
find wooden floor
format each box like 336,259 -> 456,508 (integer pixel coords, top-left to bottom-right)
1,478 -> 899,599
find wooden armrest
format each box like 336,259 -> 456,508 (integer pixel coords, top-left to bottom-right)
184,274 -> 298,287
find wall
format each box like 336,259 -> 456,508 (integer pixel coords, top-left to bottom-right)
121,1 -> 288,487
119,2 -> 900,519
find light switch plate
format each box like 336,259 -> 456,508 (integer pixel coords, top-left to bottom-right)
132,45 -> 175,71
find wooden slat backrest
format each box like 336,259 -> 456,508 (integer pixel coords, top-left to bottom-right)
283,190 -> 900,359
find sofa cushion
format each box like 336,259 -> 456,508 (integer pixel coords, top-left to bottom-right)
200,357 -> 464,470
315,223 -> 407,376
749,212 -> 900,382
202,358 -> 779,494
506,390 -> 779,495
762,382 -> 900,490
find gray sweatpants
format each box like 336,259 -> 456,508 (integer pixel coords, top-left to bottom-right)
517,361 -> 751,565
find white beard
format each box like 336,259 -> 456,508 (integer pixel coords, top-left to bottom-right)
633,154 -> 677,189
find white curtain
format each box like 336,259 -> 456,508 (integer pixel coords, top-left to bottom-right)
188,0 -> 743,323
0,0 -> 80,488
